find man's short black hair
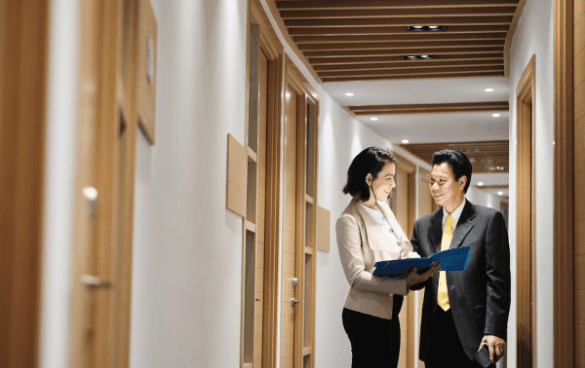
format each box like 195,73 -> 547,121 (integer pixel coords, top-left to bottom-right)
431,149 -> 472,194
342,147 -> 397,201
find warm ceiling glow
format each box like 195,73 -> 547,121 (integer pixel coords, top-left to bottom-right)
485,88 -> 494,92
345,92 -> 354,97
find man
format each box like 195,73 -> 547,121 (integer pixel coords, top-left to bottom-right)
411,150 -> 511,368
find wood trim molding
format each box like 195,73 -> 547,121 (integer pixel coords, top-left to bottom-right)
515,54 -> 536,368
475,185 -> 509,189
347,101 -> 509,116
275,0 -> 521,10
262,0 -> 323,83
250,3 -> 286,368
0,2 -> 50,367
504,0 -> 527,77
553,0 -> 574,366
285,54 -> 319,100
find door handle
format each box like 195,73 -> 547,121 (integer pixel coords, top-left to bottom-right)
291,298 -> 303,306
81,274 -> 112,289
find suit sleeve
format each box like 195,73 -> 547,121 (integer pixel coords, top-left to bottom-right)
483,211 -> 511,339
336,214 -> 409,296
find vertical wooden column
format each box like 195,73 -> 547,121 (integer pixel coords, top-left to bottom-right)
0,1 -> 50,367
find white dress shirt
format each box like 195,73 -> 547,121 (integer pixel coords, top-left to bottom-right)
442,197 -> 466,231
360,203 -> 400,248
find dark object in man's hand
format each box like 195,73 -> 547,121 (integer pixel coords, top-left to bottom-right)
474,345 -> 491,368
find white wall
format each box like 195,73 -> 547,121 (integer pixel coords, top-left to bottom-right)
466,186 -> 503,210
39,1 -> 79,367
508,0 -> 555,366
130,1 -> 248,367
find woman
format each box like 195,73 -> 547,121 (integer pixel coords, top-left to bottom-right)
336,147 -> 439,368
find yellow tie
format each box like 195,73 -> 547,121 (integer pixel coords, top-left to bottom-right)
438,215 -> 455,311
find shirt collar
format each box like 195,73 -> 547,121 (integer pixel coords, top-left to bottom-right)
442,197 -> 466,229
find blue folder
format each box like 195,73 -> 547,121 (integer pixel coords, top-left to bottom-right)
372,246 -> 471,276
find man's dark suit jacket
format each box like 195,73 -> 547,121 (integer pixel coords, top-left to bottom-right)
411,199 -> 511,362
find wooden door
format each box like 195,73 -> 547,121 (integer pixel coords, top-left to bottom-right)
70,1 -> 141,366
281,87 -> 301,368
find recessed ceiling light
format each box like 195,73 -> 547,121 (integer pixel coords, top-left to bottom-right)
485,88 -> 494,92
496,166 -> 505,171
498,191 -> 504,196
286,92 -> 291,99
478,182 -> 484,186
406,26 -> 446,32
345,92 -> 354,97
402,139 -> 409,144
492,113 -> 500,117
401,55 -> 437,60
370,117 -> 378,121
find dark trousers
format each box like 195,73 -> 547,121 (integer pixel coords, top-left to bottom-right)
342,295 -> 403,368
425,308 -> 495,368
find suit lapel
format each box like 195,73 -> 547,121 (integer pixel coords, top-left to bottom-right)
449,200 -> 476,249
428,209 -> 443,253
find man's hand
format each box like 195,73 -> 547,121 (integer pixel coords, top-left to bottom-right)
406,262 -> 441,288
479,335 -> 506,363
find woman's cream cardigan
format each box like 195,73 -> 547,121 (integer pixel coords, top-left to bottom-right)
336,199 -> 419,320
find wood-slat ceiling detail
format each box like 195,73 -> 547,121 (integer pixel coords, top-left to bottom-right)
347,101 -> 509,115
399,140 -> 509,173
274,0 -> 521,82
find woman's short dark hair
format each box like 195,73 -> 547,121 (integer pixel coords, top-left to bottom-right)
342,147 -> 397,201
431,149 -> 472,194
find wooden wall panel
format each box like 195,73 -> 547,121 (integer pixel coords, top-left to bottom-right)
227,134 -> 247,217
316,206 -> 330,252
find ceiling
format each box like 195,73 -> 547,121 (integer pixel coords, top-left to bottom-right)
270,0 -> 521,196
275,0 -> 521,82
398,140 -> 509,173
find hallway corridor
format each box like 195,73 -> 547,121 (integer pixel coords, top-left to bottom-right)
0,0 -> 581,368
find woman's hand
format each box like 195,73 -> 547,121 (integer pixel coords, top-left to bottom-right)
406,262 -> 441,288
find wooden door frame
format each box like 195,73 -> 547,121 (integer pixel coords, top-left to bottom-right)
242,2 -> 285,368
553,0 -> 574,367
515,55 -> 536,368
0,1 -> 50,367
388,149 -> 417,368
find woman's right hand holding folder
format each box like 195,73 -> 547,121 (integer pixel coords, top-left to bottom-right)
406,262 -> 441,288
